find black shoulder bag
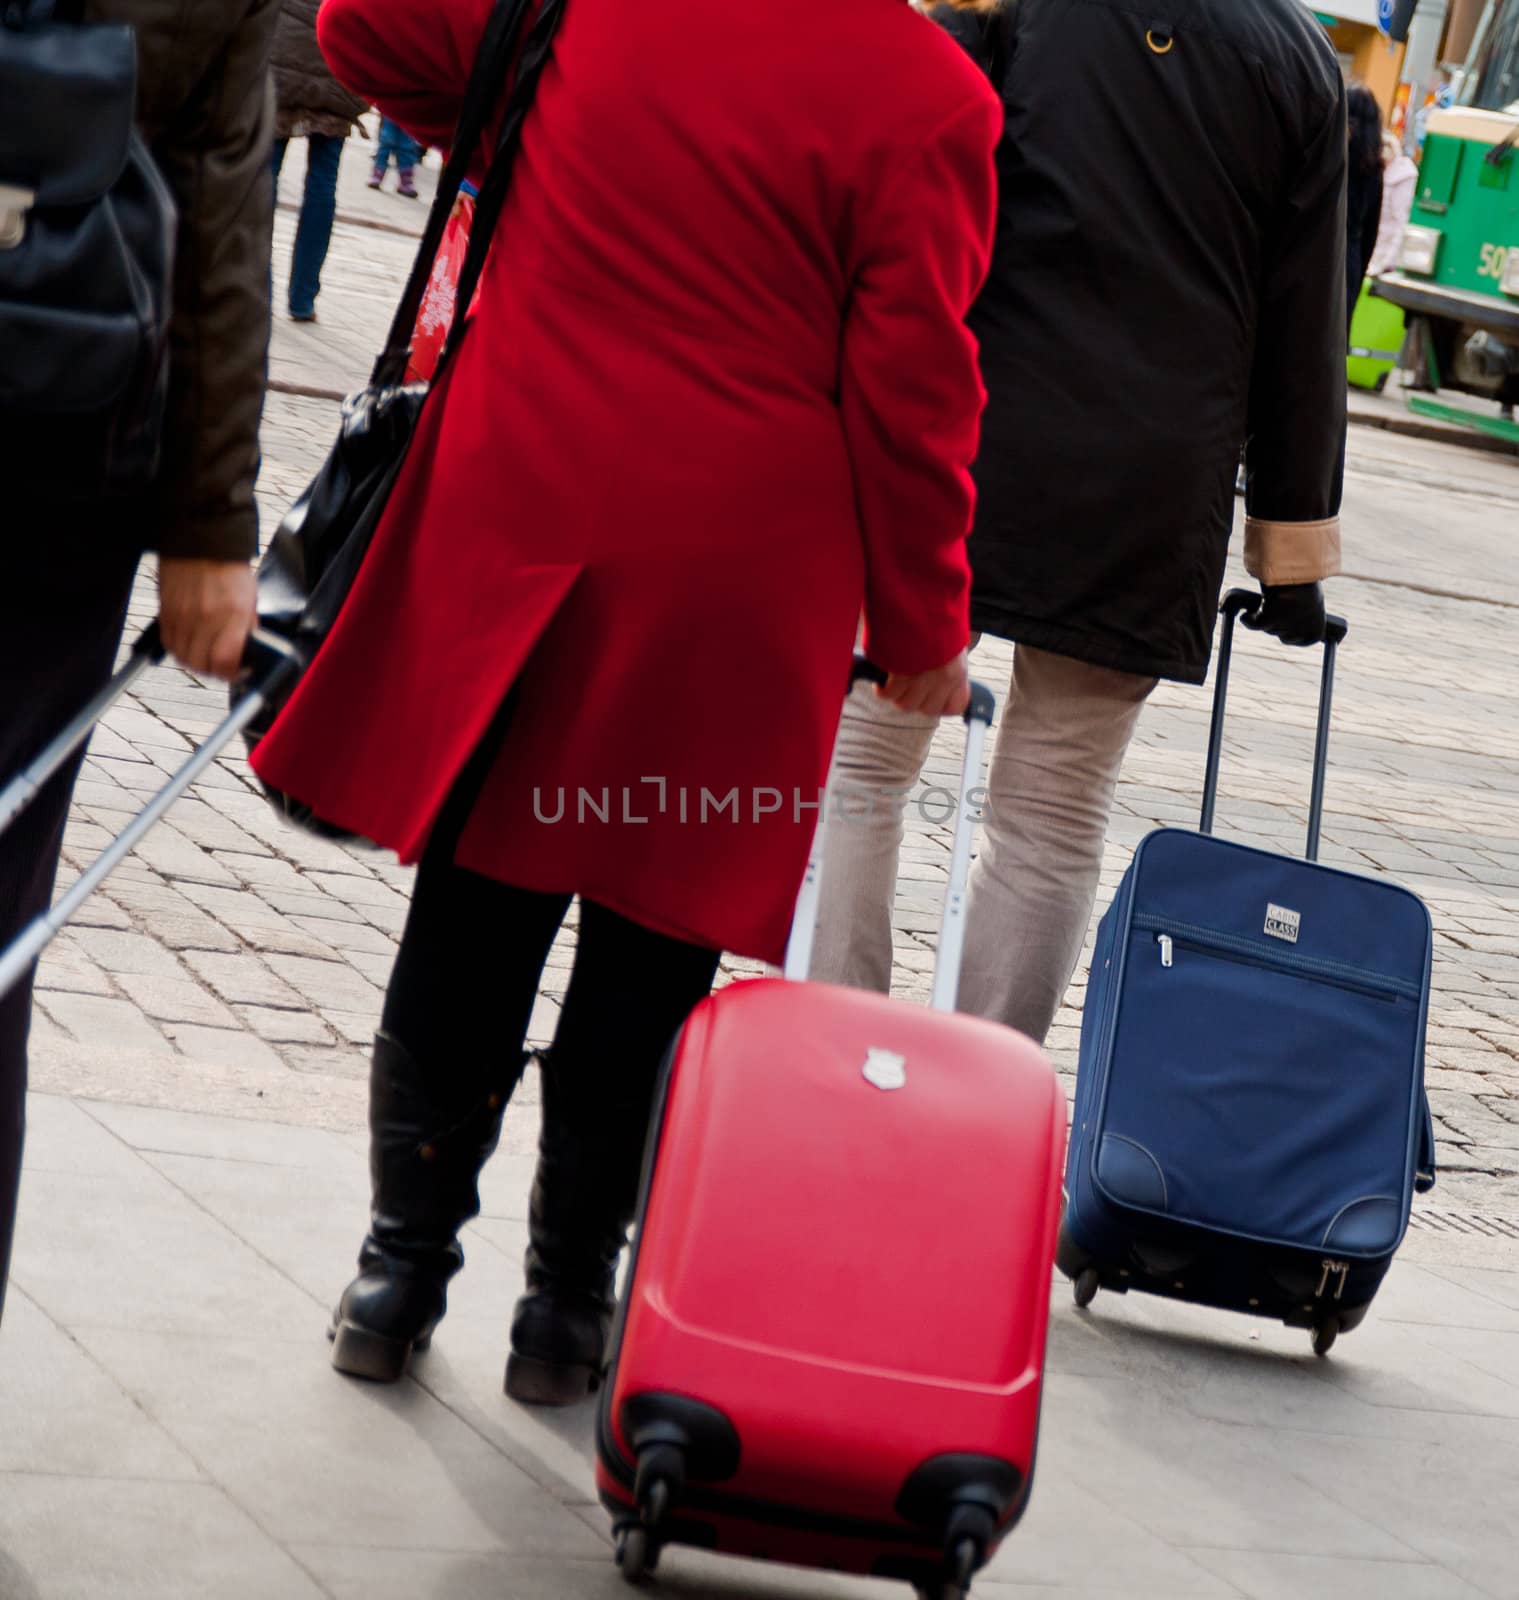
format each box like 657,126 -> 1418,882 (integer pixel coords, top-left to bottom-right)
244,0 -> 568,839
0,0 -> 176,499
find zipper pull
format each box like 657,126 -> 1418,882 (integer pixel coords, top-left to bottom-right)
1157,934 -> 1173,968
1317,1259 -> 1349,1301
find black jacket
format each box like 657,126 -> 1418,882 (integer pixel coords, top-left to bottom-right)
934,0 -> 1348,683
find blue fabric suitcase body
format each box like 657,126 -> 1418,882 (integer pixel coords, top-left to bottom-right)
1058,593 -> 1437,1356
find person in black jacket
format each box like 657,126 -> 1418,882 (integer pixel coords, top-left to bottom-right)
1345,82 -> 1386,327
812,0 -> 1348,1043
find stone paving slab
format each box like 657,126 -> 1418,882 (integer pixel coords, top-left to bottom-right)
3,1094 -> 1517,1600
0,1476 -> 329,1600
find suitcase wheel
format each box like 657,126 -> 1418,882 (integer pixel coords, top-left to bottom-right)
1311,1317 -> 1340,1358
1072,1268 -> 1101,1310
914,1530 -> 980,1599
615,1523 -> 659,1585
615,1444 -> 679,1584
916,1547 -> 977,1600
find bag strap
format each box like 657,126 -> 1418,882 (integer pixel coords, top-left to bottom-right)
370,0 -> 537,387
435,0 -> 568,376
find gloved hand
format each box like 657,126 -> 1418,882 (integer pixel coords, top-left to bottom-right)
1248,582 -> 1326,647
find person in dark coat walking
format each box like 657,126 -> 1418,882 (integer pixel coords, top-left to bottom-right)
812,0 -> 1350,1044
1345,82 -> 1386,327
1,0 -> 272,1329
270,0 -> 367,320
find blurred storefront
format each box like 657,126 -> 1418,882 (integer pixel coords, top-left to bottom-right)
1316,1 -> 1408,108
1310,0 -> 1487,137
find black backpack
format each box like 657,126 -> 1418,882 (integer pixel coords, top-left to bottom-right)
0,0 -> 175,501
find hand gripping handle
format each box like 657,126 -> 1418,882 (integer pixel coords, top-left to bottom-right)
846,656 -> 995,728
784,655 -> 994,1010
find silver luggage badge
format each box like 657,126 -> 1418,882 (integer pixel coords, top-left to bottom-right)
1264,904 -> 1301,943
862,1048 -> 907,1091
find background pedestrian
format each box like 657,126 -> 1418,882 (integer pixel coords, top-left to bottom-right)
371,117 -> 422,197
1369,130 -> 1420,278
1346,82 -> 1386,330
271,0 -> 368,321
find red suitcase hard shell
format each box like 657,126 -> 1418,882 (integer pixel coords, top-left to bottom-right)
595,671 -> 1066,1598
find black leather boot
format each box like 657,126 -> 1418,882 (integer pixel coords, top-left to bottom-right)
330,1031 -> 523,1383
504,1049 -> 652,1406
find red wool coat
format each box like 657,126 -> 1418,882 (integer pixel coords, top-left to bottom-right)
252,0 -> 999,964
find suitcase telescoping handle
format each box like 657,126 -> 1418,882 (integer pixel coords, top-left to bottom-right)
783,656 -> 996,1012
1201,590 -> 1348,863
0,627 -> 301,1002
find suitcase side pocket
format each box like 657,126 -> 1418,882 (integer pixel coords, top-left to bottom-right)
1094,919 -> 1425,1258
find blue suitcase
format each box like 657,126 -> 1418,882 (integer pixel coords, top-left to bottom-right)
1058,591 -> 1437,1356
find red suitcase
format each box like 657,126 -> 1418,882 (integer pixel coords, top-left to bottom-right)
595,668 -> 1067,1600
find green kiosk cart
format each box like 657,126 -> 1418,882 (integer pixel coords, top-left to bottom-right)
1372,0 -> 1519,444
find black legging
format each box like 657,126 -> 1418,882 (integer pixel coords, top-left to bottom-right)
381,856 -> 721,1119
380,698 -> 721,1147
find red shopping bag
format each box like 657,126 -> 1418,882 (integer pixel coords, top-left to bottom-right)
405,194 -> 475,383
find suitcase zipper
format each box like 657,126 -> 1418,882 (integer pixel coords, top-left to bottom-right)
1136,914 -> 1417,1003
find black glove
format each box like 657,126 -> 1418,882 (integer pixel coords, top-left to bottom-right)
1248,583 -> 1326,647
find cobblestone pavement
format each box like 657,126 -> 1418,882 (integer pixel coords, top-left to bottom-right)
25,137 -> 1519,1219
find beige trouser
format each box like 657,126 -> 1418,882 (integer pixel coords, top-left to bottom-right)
811,644 -> 1156,1045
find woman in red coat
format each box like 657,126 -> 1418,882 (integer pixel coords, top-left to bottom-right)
253,0 -> 999,1400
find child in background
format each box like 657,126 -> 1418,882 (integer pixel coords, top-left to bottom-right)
371,116 -> 421,197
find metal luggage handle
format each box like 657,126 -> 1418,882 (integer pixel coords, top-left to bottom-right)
783,654 -> 995,1011
0,624 -> 165,838
1200,590 -> 1348,863
0,627 -> 302,1001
